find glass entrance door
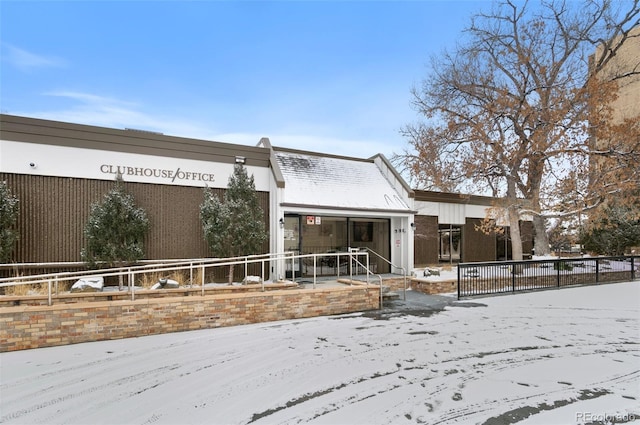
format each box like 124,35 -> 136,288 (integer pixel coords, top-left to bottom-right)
350,218 -> 390,274
439,224 -> 462,263
299,216 -> 348,276
286,214 -> 391,276
284,216 -> 300,278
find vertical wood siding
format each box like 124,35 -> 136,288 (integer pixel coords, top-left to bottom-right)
413,215 -> 439,266
1,174 -> 270,265
463,218 -> 497,262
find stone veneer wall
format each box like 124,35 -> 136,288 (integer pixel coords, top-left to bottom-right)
0,286 -> 379,352
410,279 -> 457,295
380,277 -> 409,291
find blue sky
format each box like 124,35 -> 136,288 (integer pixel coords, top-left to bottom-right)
1,0 -> 488,159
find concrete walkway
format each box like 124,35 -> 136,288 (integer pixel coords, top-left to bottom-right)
366,288 -> 487,320
295,274 -> 475,319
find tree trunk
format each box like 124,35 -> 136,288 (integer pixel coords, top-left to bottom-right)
118,262 -> 125,291
227,263 -> 235,284
508,205 -> 524,261
532,215 -> 551,257
506,179 -> 523,261
528,174 -> 551,257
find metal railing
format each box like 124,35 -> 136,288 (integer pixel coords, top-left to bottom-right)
0,253 -> 296,305
360,247 -> 407,300
346,249 -> 384,309
458,255 -> 638,299
284,249 -> 393,308
0,250 -> 388,307
293,249 -> 382,278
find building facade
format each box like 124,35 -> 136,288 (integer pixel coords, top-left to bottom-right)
595,25 -> 640,125
260,138 -> 416,277
1,114 -> 417,279
588,25 -> 640,233
0,114 -> 272,266
1,114 -> 529,278
413,190 -> 533,266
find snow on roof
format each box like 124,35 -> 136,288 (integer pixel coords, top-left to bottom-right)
275,151 -> 411,211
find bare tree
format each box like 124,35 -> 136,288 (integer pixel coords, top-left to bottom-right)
396,0 -> 639,259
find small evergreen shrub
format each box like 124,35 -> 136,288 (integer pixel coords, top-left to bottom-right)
0,181 -> 20,263
201,164 -> 268,283
81,183 -> 150,269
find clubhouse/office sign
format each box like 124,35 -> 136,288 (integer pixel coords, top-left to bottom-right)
0,140 -> 270,190
99,164 -> 216,183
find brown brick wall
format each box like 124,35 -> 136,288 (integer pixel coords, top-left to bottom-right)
0,286 -> 379,352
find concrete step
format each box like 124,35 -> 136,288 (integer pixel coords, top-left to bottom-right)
383,291 -> 400,300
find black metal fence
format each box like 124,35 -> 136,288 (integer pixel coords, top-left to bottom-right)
458,256 -> 638,299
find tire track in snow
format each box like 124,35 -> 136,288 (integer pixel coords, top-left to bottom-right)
2,284 -> 637,425
245,330 -> 638,424
0,365 -> 177,423
247,367 -> 401,423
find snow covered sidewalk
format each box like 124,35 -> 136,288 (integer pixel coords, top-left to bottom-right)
1,282 -> 638,425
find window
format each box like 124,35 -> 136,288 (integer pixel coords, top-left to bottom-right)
439,224 -> 462,263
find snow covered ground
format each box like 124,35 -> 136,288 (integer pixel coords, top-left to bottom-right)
1,282 -> 638,425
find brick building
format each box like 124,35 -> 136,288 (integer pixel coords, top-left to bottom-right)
1,114 -> 532,277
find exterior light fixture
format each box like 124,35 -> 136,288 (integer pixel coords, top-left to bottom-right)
279,218 -> 285,228
235,156 -> 246,164
410,222 -> 416,230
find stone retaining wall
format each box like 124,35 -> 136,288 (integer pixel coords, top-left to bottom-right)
0,286 -> 379,352
410,279 -> 457,295
380,277 -> 408,292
